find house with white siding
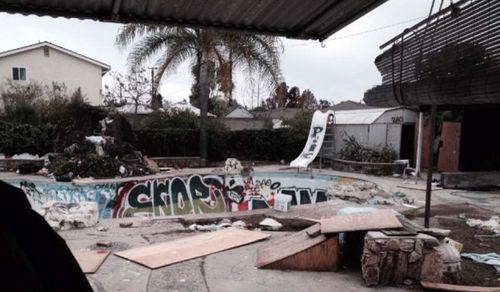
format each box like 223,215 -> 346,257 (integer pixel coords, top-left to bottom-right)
0,41 -> 110,105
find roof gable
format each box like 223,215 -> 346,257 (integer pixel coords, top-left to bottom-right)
0,42 -> 111,74
226,107 -> 254,119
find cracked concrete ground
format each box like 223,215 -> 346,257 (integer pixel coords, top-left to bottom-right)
62,218 -> 404,292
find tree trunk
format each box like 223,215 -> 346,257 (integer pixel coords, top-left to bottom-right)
199,47 -> 209,163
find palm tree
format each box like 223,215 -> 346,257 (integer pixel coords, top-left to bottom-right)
115,25 -> 283,160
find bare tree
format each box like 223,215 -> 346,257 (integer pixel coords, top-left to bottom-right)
103,69 -> 151,115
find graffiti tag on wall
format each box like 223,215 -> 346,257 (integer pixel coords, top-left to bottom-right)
6,173 -> 356,218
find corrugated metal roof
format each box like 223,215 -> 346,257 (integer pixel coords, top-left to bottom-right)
334,107 -> 396,125
0,0 -> 387,41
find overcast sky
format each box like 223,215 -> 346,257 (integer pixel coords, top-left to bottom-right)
0,0 -> 436,108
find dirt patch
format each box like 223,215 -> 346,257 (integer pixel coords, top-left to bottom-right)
437,217 -> 500,287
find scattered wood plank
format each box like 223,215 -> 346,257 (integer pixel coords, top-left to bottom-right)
420,281 -> 500,292
257,224 -> 338,271
115,227 -> 270,269
320,210 -> 402,234
398,184 -> 442,191
72,250 -> 110,274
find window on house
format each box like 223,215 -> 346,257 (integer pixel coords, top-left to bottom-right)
43,46 -> 50,57
12,67 -> 27,81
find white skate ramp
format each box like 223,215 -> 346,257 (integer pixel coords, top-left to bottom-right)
290,110 -> 334,169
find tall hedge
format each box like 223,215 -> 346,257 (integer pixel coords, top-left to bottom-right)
134,128 -> 305,162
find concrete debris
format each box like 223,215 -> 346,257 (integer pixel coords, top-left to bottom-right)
219,218 -> 232,225
188,222 -> 231,231
36,167 -> 49,176
327,182 -> 417,207
259,218 -> 282,231
85,136 -> 106,145
223,158 -> 243,174
231,220 -> 247,229
466,216 -> 500,234
41,201 -> 98,230
96,226 -> 108,232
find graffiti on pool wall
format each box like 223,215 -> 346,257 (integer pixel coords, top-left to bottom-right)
12,180 -> 116,218
6,173 -> 355,218
113,174 -> 331,217
113,174 -> 226,217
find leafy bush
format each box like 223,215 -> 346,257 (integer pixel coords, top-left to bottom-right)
338,135 -> 397,163
140,109 -> 198,129
0,121 -> 53,155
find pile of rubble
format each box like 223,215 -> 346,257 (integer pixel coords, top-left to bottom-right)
327,181 -> 414,206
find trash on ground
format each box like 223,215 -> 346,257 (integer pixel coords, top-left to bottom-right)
259,218 -> 283,231
466,216 -> 500,234
461,253 -> 500,267
119,222 -> 133,228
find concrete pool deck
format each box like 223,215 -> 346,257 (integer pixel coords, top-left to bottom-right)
2,166 -> 500,291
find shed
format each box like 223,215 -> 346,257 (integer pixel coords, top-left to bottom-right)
332,107 -> 417,160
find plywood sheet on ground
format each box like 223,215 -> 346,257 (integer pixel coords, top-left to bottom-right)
397,184 -> 442,191
321,210 -> 402,234
257,224 -> 338,271
72,250 -> 110,274
258,226 -> 338,271
115,227 -> 270,269
420,281 -> 500,292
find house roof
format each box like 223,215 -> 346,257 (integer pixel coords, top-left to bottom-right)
0,41 -> 111,74
225,105 -> 254,119
253,108 -> 310,120
333,107 -> 398,125
0,0 -> 387,41
331,100 -> 379,111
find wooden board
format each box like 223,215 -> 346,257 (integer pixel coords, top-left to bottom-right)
264,236 -> 338,271
397,184 -> 442,191
320,210 -> 403,234
72,250 -> 110,274
115,227 -> 270,269
420,281 -> 500,292
257,224 -> 338,271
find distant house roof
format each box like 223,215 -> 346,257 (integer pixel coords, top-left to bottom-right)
253,108 -> 310,120
331,100 -> 379,111
0,41 -> 111,75
334,108 -> 398,125
225,105 -> 254,119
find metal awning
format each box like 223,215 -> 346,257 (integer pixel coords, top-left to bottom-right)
0,0 -> 387,41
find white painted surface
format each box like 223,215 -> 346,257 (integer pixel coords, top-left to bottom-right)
0,42 -> 109,105
290,110 -> 334,168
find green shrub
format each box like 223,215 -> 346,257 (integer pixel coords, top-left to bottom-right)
140,109 -> 198,129
0,121 -> 53,155
338,135 -> 397,163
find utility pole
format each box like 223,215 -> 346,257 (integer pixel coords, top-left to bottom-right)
148,66 -> 158,109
